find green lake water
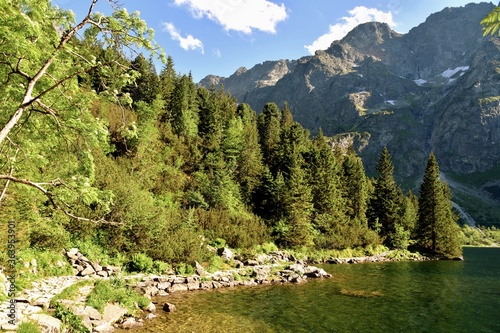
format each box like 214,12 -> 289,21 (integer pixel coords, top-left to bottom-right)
122,247 -> 500,333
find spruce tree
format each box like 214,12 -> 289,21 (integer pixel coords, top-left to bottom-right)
368,147 -> 403,248
341,152 -> 369,226
416,153 -> 462,257
257,102 -> 281,170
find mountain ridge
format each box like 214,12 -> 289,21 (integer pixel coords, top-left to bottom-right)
198,2 -> 500,225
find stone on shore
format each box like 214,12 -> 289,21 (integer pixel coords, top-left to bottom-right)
163,303 -> 176,313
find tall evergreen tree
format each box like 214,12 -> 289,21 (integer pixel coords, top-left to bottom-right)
368,147 -> 404,248
282,160 -> 314,248
341,152 -> 369,226
416,153 -> 462,257
235,104 -> 264,204
126,54 -> 159,105
308,129 -> 346,221
257,102 -> 281,170
159,56 -> 176,113
169,74 -> 198,138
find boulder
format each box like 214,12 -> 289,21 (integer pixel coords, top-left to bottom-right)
163,303 -> 176,313
102,303 -> 127,325
195,261 -> 205,276
217,247 -> 234,260
120,317 -> 144,329
78,266 -> 95,276
245,259 -> 259,266
93,323 -> 115,333
156,282 -> 171,290
31,314 -> 62,333
288,263 -> 305,275
145,302 -> 156,312
145,313 -> 156,320
167,284 -> 188,293
83,306 -> 101,320
252,266 -> 270,280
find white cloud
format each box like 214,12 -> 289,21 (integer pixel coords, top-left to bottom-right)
304,6 -> 396,54
174,0 -> 288,34
213,49 -> 222,58
162,22 -> 204,53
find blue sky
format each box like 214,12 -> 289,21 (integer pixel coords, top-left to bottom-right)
53,0 -> 491,82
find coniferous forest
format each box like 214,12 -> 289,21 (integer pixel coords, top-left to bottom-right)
0,1 -> 465,274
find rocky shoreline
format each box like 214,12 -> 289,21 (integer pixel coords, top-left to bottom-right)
1,248 -> 458,332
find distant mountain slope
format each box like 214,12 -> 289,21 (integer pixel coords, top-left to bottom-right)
199,2 -> 500,225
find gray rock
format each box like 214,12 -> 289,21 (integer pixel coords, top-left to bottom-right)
252,266 -> 271,280
120,317 -> 143,329
30,313 -> 62,333
79,266 -> 95,276
102,304 -> 127,324
156,282 -> 171,290
84,306 -> 102,320
288,263 -> 305,275
245,259 -> 259,266
195,261 -> 205,276
163,302 -> 176,313
217,247 -> 234,260
167,284 -> 188,293
93,323 -> 115,333
145,313 -> 156,320
145,302 -> 156,312
97,270 -> 108,278
1,323 -> 18,331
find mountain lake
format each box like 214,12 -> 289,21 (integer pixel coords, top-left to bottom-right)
117,247 -> 500,333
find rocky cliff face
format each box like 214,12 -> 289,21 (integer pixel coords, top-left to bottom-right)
199,2 -> 500,224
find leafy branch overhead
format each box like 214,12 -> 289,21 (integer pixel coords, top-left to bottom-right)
0,0 -> 164,223
481,6 -> 500,36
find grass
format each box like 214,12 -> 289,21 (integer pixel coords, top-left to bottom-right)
17,321 -> 42,333
14,249 -> 73,292
53,302 -> 90,333
49,279 -> 94,308
86,278 -> 150,314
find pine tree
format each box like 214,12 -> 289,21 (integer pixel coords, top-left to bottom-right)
169,74 -> 198,138
282,160 -> 314,248
416,153 -> 462,257
368,147 -> 403,248
235,104 -> 264,204
159,56 -> 176,112
126,54 -> 159,105
341,152 -> 369,226
257,102 -> 281,170
308,130 -> 346,222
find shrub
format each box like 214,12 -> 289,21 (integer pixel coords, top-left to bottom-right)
153,260 -> 170,274
207,255 -> 224,273
174,262 -> 194,275
209,238 -> 226,249
129,253 -> 154,273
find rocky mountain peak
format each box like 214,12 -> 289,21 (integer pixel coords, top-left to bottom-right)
198,2 -> 498,178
